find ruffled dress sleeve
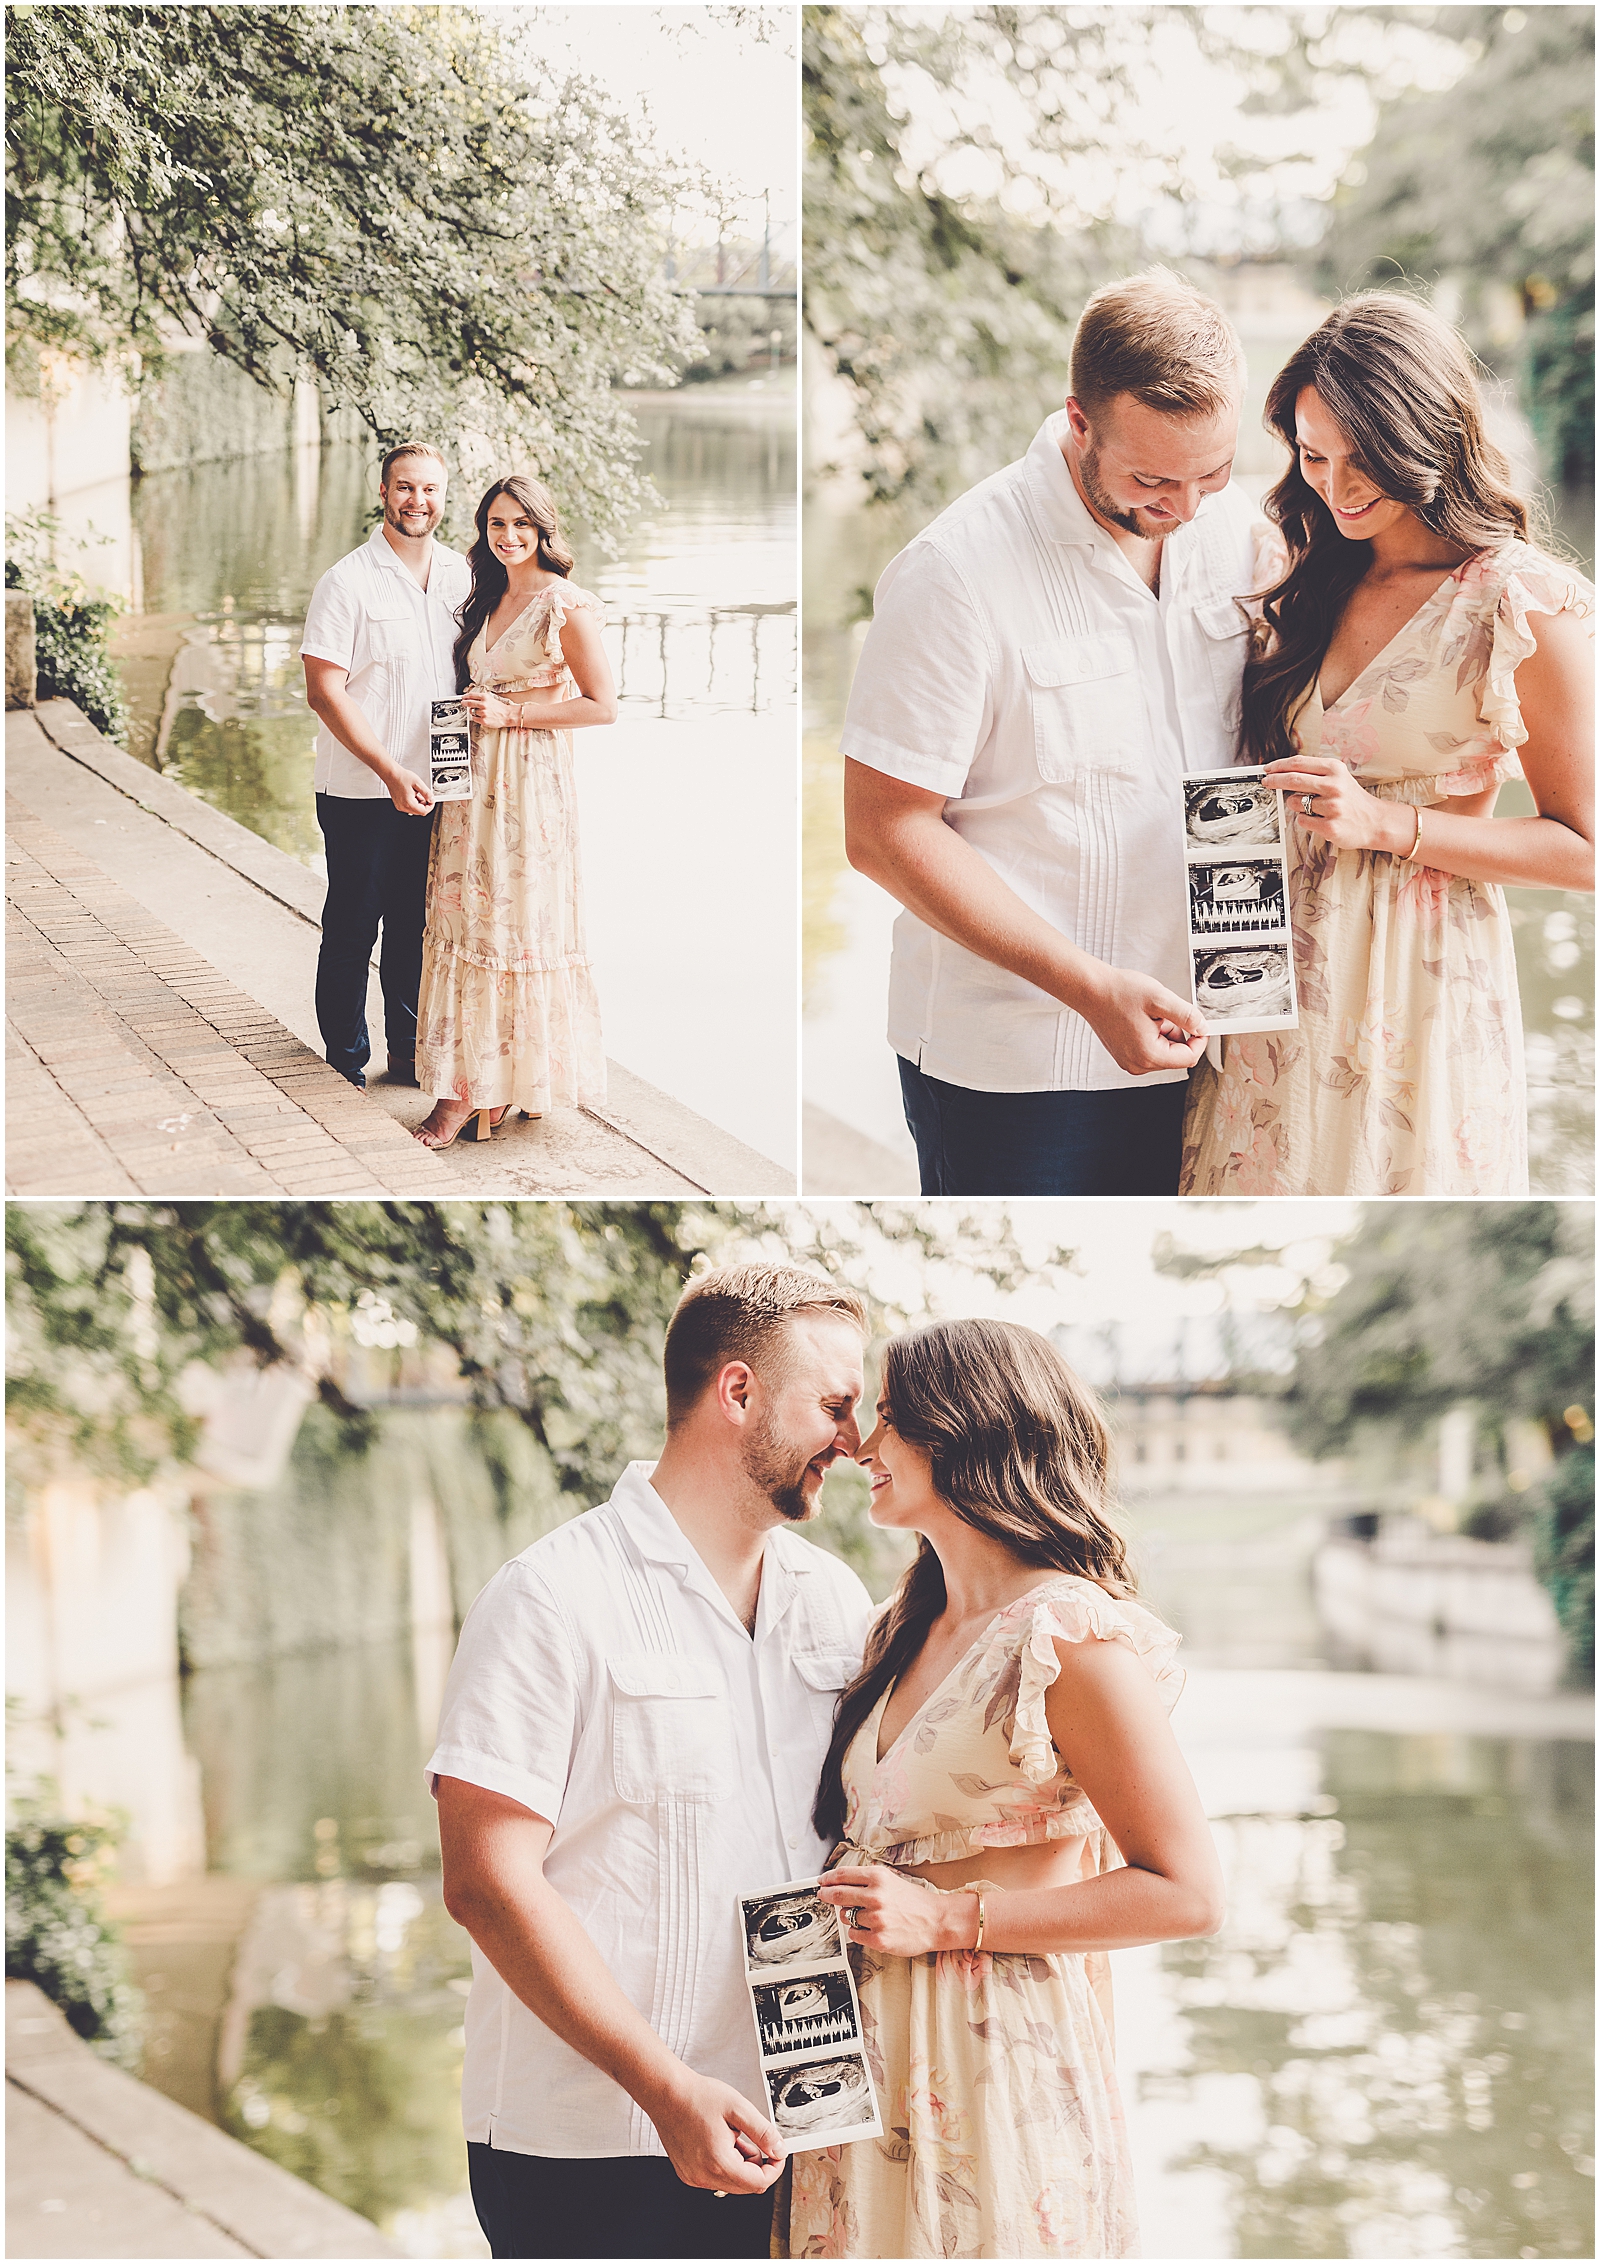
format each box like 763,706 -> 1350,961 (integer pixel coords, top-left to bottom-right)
1478,552 -> 1595,757
541,581 -> 605,662
1009,1578 -> 1184,1786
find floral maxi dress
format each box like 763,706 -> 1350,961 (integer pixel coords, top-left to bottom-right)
784,1576 -> 1184,2260
415,582 -> 607,1114
1180,544 -> 1594,1196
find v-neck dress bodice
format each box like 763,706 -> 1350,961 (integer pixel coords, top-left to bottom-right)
1181,542 -> 1594,1197
839,1575 -> 1182,1870
415,581 -> 607,1113
785,1577 -> 1182,2260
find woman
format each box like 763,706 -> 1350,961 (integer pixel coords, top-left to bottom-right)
1182,293 -> 1593,1197
786,1320 -> 1221,2260
413,476 -> 615,1147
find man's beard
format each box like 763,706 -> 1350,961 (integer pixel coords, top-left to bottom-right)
740,1412 -> 820,1524
384,500 -> 440,538
1080,443 -> 1162,539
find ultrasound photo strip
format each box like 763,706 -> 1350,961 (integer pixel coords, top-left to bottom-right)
429,696 -> 473,802
1182,764 -> 1298,1033
737,1879 -> 883,2154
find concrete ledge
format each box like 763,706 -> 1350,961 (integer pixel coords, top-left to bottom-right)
595,1063 -> 795,1195
6,1981 -> 398,2259
801,1101 -> 917,1195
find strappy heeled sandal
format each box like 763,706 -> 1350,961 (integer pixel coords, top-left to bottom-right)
413,1104 -> 511,1150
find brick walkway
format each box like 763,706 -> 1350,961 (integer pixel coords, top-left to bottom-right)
6,796 -> 467,1197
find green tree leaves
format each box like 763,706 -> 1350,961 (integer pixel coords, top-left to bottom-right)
6,6 -> 703,540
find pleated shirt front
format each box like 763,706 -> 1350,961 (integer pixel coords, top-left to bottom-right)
426,1463 -> 872,2157
841,410 -> 1269,1092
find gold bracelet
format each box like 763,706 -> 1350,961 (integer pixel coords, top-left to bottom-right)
971,1889 -> 985,1953
1401,804 -> 1424,863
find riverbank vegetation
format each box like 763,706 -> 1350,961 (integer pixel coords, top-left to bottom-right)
1167,1203 -> 1596,1676
6,4 -> 699,541
4,1771 -> 143,2067
3,509 -> 129,744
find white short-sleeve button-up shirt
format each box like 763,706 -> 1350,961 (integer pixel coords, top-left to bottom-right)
841,409 -> 1268,1092
426,1462 -> 874,2159
299,525 -> 472,797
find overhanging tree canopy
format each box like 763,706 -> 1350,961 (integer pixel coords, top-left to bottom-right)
5,4 -> 702,538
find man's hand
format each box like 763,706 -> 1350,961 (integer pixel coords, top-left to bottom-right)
386,767 -> 435,816
846,761 -> 1210,1073
1079,965 -> 1208,1076
643,2068 -> 785,2194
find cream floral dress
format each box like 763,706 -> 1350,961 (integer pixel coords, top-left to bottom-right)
1181,544 -> 1593,1196
415,581 -> 607,1113
784,1576 -> 1183,2261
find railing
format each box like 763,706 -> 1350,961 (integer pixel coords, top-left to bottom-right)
607,603 -> 795,719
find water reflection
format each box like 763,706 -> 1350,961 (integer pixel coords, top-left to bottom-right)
117,379 -> 796,870
1144,1734 -> 1594,2261
179,1637 -> 483,2257
153,1591 -> 1595,2263
223,1884 -> 474,2255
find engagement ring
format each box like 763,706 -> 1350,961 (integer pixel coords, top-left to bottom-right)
1301,793 -> 1317,815
844,1906 -> 862,1929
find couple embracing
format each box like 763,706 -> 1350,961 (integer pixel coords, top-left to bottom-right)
430,1263 -> 1218,2261
299,443 -> 614,1150
846,270 -> 1593,1198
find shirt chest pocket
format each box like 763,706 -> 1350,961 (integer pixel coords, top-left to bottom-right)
1194,595 -> 1251,744
365,610 -> 413,665
608,1655 -> 736,1805
1022,634 -> 1146,782
792,1651 -> 855,1742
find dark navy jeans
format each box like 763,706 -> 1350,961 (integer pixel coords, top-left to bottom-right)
898,1055 -> 1188,1196
313,793 -> 436,1086
466,2143 -> 774,2260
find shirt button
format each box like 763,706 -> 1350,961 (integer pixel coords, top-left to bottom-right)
788,1839 -> 799,1850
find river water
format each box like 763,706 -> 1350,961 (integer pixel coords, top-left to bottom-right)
134,1497 -> 1593,2261
802,485 -> 1596,1197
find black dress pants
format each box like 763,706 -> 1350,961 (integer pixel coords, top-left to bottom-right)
313,792 -> 436,1085
898,1053 -> 1189,1195
466,2143 -> 775,2260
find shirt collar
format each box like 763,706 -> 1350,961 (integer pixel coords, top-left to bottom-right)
365,523 -> 465,589
366,523 -> 409,575
611,1460 -> 812,1638
611,1460 -> 695,1571
1023,410 -> 1101,551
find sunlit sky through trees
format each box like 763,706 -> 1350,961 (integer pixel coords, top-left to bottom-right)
503,5 -> 798,251
855,5 -> 1478,255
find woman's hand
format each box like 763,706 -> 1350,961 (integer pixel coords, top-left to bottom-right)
1262,755 -> 1413,855
816,1865 -> 974,1957
461,687 -> 520,731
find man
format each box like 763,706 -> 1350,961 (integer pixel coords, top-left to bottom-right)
843,268 -> 1271,1195
299,443 -> 471,1088
429,1264 -> 874,2262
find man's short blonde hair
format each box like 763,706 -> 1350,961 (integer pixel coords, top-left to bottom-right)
1069,269 -> 1244,424
663,1264 -> 867,1425
380,440 -> 447,486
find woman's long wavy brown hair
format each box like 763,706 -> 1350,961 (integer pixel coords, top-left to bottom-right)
452,475 -> 575,690
812,1318 -> 1140,1844
1240,293 -> 1533,765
